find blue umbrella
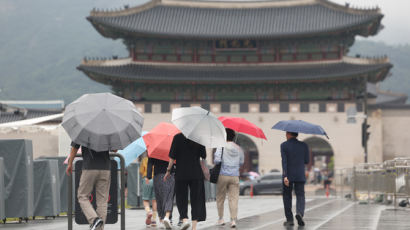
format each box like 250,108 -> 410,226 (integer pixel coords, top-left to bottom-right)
272,120 -> 329,138
116,131 -> 148,168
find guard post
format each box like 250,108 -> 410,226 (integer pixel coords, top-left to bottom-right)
68,153 -> 125,230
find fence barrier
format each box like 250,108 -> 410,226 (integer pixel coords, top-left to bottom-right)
335,157 -> 410,207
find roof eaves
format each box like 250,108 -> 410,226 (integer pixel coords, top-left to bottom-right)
89,0 -> 161,17
88,15 -> 383,40
317,0 -> 381,15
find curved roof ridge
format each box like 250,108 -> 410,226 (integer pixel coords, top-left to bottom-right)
81,56 -> 391,68
82,57 -> 133,66
343,56 -> 390,65
317,0 -> 380,15
81,57 -> 347,67
77,58 -> 392,84
162,0 -> 316,9
90,0 -> 161,17
89,0 -> 381,18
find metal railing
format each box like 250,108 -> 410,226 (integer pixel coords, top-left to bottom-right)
335,157 -> 410,207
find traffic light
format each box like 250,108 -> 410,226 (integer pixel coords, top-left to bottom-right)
361,121 -> 370,147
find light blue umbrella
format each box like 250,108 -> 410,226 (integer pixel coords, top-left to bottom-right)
116,131 -> 148,168
272,120 -> 328,138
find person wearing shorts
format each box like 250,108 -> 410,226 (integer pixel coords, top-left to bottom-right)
140,155 -> 158,227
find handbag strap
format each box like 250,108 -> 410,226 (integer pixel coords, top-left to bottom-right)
221,147 -> 224,163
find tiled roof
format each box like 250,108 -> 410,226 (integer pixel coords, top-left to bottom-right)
0,100 -> 65,110
367,83 -> 408,105
0,103 -> 63,124
78,57 -> 392,83
87,0 -> 382,39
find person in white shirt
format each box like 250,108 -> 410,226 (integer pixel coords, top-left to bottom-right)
214,128 -> 244,228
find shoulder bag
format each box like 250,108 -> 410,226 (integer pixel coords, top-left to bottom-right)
209,148 -> 224,184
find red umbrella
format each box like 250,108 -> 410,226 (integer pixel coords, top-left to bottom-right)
143,122 -> 180,162
218,116 -> 267,140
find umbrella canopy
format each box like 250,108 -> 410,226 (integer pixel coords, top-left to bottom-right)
248,171 -> 260,178
172,106 -> 226,148
218,116 -> 267,140
272,120 -> 328,138
62,93 -> 144,151
117,131 -> 148,167
143,122 -> 180,162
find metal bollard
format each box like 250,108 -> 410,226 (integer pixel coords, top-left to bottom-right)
352,166 -> 357,201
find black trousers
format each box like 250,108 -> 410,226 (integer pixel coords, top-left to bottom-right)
282,181 -> 305,221
175,179 -> 206,222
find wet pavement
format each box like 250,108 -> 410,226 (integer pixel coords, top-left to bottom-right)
201,198 -> 410,230
2,196 -> 410,229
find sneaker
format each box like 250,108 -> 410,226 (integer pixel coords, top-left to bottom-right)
283,220 -> 294,227
90,217 -> 103,230
230,220 -> 236,228
295,214 -> 305,226
158,222 -> 166,229
151,220 -> 157,227
216,219 -> 225,226
146,212 -> 153,225
163,217 -> 172,229
180,221 -> 191,230
177,219 -> 183,227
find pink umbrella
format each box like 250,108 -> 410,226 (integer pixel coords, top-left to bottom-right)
218,116 -> 267,140
248,171 -> 260,178
143,122 -> 180,162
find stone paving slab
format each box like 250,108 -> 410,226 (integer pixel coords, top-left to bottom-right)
0,196 -> 285,230
203,199 -> 389,230
3,197 -> 410,230
376,208 -> 410,230
201,198 -> 327,230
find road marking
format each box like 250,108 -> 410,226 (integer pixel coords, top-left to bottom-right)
310,202 -> 355,230
248,199 -> 336,230
371,205 -> 385,230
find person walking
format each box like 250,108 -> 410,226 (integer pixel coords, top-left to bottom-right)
281,132 -> 309,227
164,133 -> 207,230
214,128 -> 244,228
139,155 -> 158,227
147,157 -> 175,229
323,170 -> 333,190
66,142 -> 112,230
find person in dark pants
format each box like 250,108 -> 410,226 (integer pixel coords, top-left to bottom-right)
164,133 -> 206,230
147,157 -> 175,229
281,132 -> 310,227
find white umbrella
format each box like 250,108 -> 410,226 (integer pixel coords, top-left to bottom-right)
171,106 -> 226,148
62,93 -> 144,151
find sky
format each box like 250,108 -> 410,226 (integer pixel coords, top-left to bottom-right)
110,0 -> 410,45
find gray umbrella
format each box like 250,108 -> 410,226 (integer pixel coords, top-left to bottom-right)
62,93 -> 144,151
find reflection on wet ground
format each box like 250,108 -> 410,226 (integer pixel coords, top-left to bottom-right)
2,197 -> 410,229
201,198 -> 410,230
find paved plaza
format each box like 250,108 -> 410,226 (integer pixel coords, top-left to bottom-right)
2,195 -> 410,230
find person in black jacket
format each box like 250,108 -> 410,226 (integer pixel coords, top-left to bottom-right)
281,132 -> 310,227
